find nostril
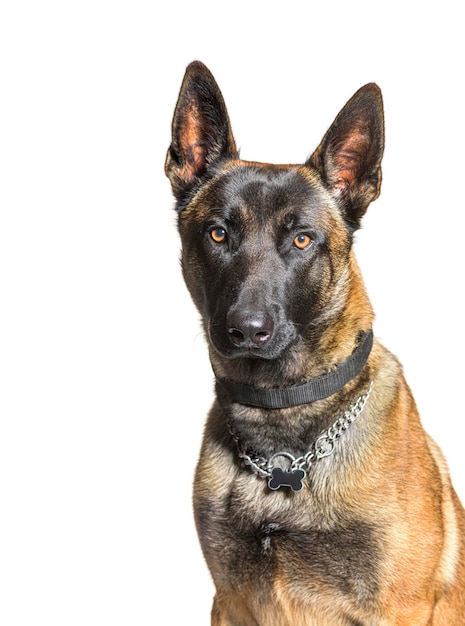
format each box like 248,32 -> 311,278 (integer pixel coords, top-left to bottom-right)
255,330 -> 271,343
228,328 -> 245,341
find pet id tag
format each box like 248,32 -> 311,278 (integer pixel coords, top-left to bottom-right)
267,453 -> 306,492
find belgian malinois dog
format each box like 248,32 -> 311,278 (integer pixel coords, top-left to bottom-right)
165,61 -> 465,624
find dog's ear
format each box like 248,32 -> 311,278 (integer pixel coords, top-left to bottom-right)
307,83 -> 384,230
165,61 -> 238,206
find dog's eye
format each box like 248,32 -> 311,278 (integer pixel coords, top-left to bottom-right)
293,234 -> 312,250
210,227 -> 227,244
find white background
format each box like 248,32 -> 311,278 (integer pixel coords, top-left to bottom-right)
1,1 -> 464,624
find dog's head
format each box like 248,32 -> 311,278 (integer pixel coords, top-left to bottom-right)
165,62 -> 383,374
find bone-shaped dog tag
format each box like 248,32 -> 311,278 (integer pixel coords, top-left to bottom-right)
268,467 -> 306,492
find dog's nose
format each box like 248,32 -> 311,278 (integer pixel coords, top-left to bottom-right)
227,310 -> 274,348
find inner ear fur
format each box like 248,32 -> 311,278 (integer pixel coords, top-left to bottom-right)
307,83 -> 384,230
165,61 -> 238,203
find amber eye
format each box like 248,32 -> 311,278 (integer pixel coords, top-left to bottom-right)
210,227 -> 227,243
293,233 -> 312,250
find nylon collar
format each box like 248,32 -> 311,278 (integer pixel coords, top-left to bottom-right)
215,329 -> 373,409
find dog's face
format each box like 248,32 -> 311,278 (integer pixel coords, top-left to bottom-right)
177,163 -> 351,362
166,62 -> 384,367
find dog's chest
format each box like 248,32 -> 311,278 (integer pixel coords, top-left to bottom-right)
195,486 -> 380,607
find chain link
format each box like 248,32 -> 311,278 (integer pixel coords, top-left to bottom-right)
233,381 -> 373,479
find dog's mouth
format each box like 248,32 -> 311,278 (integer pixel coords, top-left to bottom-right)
216,345 -> 278,360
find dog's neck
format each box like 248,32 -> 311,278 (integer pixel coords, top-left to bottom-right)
214,330 -> 373,410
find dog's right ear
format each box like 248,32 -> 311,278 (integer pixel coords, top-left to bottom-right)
165,61 -> 238,207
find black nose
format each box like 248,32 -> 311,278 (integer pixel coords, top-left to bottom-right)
227,310 -> 274,348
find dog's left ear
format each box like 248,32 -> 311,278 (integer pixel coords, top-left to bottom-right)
307,83 -> 384,230
165,61 -> 238,206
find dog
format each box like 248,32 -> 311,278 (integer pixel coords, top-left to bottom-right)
165,61 -> 465,625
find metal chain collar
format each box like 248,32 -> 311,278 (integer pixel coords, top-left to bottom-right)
230,382 -> 373,490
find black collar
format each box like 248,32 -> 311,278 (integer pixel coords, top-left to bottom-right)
215,329 -> 373,409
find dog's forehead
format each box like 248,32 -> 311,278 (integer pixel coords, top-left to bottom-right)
207,163 -> 333,224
